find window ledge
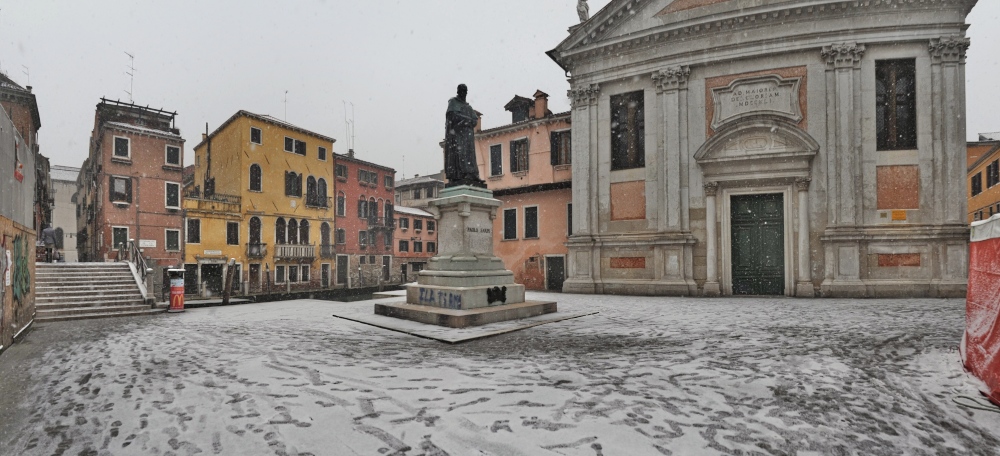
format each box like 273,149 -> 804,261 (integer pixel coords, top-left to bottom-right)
512,171 -> 528,177
163,164 -> 183,172
111,157 -> 132,165
553,164 -> 571,171
523,237 -> 539,240
112,201 -> 130,207
489,175 -> 504,180
501,238 -> 519,242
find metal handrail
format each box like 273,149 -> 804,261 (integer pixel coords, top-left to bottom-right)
117,239 -> 149,283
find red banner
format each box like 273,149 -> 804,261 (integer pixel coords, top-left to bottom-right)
965,231 -> 1000,405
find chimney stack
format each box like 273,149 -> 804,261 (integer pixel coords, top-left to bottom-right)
26,86 -> 32,93
202,133 -> 207,142
533,90 -> 549,119
348,148 -> 355,158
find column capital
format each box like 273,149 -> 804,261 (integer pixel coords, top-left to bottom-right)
568,83 -> 600,109
704,181 -> 719,197
652,66 -> 691,93
821,43 -> 865,70
795,177 -> 811,192
929,36 -> 970,64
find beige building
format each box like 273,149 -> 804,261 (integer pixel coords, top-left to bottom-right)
50,165 -> 80,262
548,0 -> 974,297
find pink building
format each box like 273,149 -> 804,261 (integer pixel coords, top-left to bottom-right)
474,90 -> 571,291
392,206 -> 437,283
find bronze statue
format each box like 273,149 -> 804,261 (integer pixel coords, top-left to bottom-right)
444,84 -> 486,188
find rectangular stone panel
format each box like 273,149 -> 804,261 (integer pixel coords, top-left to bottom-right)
876,165 -> 920,210
610,257 -> 646,269
877,253 -> 921,267
610,180 -> 646,221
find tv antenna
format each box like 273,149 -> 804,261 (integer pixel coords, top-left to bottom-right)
343,101 -> 356,151
283,90 -> 288,121
21,65 -> 28,86
124,51 -> 136,102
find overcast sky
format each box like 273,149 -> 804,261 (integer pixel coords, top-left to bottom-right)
1,0 -> 998,178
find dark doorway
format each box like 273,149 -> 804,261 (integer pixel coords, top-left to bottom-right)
184,264 -> 199,294
401,264 -> 408,283
336,255 -> 348,285
546,256 -> 566,291
201,264 -> 225,295
382,256 -> 391,281
249,264 -> 261,292
731,193 -> 785,295
321,263 -> 330,288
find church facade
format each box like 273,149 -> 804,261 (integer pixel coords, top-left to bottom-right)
548,0 -> 976,297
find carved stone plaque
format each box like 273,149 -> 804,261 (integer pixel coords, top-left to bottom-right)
711,75 -> 801,129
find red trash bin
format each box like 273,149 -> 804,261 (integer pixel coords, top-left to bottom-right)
168,268 -> 185,313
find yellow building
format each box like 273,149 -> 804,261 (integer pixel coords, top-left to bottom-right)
184,111 -> 335,296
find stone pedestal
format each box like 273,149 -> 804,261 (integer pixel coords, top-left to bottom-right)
375,186 -> 556,328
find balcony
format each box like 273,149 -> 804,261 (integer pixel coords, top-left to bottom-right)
274,243 -> 316,260
185,190 -> 242,213
305,196 -> 331,209
320,244 -> 336,259
367,217 -> 395,231
246,243 -> 267,259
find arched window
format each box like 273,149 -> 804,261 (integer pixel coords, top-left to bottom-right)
321,222 -> 331,246
337,192 -> 346,216
358,196 -> 368,218
287,219 -> 299,244
369,197 -> 378,223
384,203 -> 394,222
249,164 -> 262,192
275,217 -> 286,245
250,216 -> 262,244
299,219 -> 310,244
306,176 -> 317,206
318,178 -> 328,200
335,228 -> 346,244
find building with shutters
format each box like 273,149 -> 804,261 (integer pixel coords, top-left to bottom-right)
968,134 -> 1000,223
394,172 -> 445,210
547,0 -> 974,297
473,90 -> 573,291
183,111 -> 334,296
331,150 -> 397,288
75,99 -> 185,294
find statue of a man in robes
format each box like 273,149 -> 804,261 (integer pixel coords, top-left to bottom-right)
577,0 -> 589,22
444,84 -> 486,188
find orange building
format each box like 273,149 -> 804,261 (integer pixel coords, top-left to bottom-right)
392,206 -> 436,283
474,90 -> 572,291
968,134 -> 1000,222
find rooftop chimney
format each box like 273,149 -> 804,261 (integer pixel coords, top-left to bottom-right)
348,148 -> 355,158
202,133 -> 207,142
26,86 -> 32,93
533,90 -> 549,119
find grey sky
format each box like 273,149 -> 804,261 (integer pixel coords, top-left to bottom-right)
1,0 -> 997,178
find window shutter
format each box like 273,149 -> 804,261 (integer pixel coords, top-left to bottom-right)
550,131 -> 559,166
125,178 -> 132,203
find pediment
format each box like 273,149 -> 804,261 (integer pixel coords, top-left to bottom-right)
553,0 -> 670,55
695,117 -> 819,180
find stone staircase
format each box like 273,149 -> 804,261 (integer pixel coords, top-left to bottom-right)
35,262 -> 162,322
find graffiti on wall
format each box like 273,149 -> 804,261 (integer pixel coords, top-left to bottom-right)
11,234 -> 30,305
0,235 -> 7,322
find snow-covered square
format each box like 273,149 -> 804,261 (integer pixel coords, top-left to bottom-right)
1,293 -> 998,455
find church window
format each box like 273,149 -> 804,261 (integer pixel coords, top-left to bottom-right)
611,91 -> 645,170
876,59 -> 917,151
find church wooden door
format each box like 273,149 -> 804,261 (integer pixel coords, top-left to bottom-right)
731,193 -> 785,295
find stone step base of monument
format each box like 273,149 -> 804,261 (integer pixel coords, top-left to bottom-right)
406,283 -> 526,310
374,300 -> 557,328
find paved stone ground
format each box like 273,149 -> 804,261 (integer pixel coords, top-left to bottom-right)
1,293 -> 999,456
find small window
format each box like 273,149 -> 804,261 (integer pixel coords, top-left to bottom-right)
988,160 -> 1000,188
399,218 -> 409,229
503,208 -> 517,240
550,130 -> 571,166
289,265 -> 299,283
276,265 -> 286,283
250,127 -> 262,145
109,176 -> 132,203
336,228 -> 346,244
114,136 -> 130,158
112,227 -> 129,249
611,91 -> 645,170
414,241 -> 423,253
876,59 -> 917,151
399,240 -> 409,252
294,140 -> 306,156
284,137 -> 294,152
510,138 -> 529,173
227,222 -> 239,245
413,189 -> 421,199
336,164 -> 348,179
165,229 -> 180,251
490,144 -> 503,176
249,164 -> 262,192
359,230 -> 368,248
301,265 -> 310,282
285,172 -> 302,197
360,255 -> 367,265
427,242 -> 436,253
414,219 -> 423,231
524,206 -> 539,239
427,221 -> 435,232
972,172 -> 983,196
384,175 -> 393,188
165,182 -> 180,209
187,219 -> 201,243
337,194 -> 346,216
165,145 -> 181,166
318,146 -> 327,161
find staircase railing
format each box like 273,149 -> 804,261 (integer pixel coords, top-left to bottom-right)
117,239 -> 150,283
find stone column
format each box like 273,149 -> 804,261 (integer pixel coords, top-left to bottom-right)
929,36 -> 970,225
794,177 -> 813,297
652,66 -> 690,232
703,181 -> 720,296
564,83 -> 601,293
821,43 -> 865,227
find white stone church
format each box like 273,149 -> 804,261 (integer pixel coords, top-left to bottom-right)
548,0 -> 975,297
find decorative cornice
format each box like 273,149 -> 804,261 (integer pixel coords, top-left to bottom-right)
568,84 -> 601,109
795,177 -> 811,191
821,43 -> 865,69
704,181 -> 719,197
929,36 -> 970,64
476,111 -> 571,140
652,66 -> 691,93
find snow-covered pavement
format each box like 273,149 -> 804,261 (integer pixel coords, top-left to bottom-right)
1,293 -> 998,455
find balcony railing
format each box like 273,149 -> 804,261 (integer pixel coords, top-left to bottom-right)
367,217 -> 395,230
274,243 -> 316,260
305,196 -> 331,209
246,243 -> 267,259
186,190 -> 241,205
320,244 -> 335,259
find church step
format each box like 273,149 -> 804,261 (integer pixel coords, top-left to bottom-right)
36,308 -> 163,323
36,294 -> 144,305
37,303 -> 151,317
